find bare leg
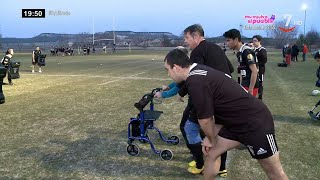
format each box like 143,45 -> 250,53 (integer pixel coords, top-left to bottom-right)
257,152 -> 288,180
203,136 -> 240,180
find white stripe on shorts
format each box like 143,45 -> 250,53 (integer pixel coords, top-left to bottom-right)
267,134 -> 277,155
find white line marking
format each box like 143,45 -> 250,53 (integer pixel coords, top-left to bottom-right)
98,79 -> 120,85
98,71 -> 146,85
129,71 -> 146,77
20,73 -> 170,81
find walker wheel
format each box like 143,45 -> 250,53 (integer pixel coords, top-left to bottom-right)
168,135 -> 180,145
139,134 -> 149,143
126,143 -> 140,156
160,149 -> 173,160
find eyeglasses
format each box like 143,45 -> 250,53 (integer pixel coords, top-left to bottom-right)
252,39 -> 259,42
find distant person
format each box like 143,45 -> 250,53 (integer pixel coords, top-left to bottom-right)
112,43 -> 116,53
32,47 -> 42,73
92,45 -> 96,54
285,45 -> 292,65
55,47 -> 58,56
70,47 -> 74,56
252,35 -> 267,100
291,43 -> 299,61
282,44 -> 287,62
87,46 -> 90,55
1,48 -> 14,85
50,46 -> 55,56
223,29 -> 259,96
303,43 -> 309,61
83,45 -> 87,55
103,45 -> 107,54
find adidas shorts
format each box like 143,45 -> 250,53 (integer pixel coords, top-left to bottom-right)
219,128 -> 278,159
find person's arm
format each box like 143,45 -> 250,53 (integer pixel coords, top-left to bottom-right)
199,117 -> 216,143
248,64 -> 258,94
161,86 -> 179,98
167,82 -> 177,89
258,49 -> 268,65
200,122 -> 224,155
32,51 -> 35,61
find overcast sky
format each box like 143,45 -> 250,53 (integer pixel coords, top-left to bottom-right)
0,0 -> 318,38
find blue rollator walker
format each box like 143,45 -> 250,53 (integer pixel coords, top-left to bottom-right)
127,88 -> 180,160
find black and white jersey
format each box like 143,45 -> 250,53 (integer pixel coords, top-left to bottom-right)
186,63 -> 274,133
237,44 -> 259,88
33,50 -> 42,59
255,46 -> 267,74
179,40 -> 234,97
1,55 -> 11,67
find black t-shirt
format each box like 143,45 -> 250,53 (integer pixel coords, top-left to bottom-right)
190,40 -> 232,75
255,46 -> 267,74
237,45 -> 259,88
186,64 -> 274,133
179,40 -> 233,97
33,50 -> 42,60
179,40 -> 234,123
1,55 -> 11,68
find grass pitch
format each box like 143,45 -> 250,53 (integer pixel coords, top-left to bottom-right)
0,50 -> 319,180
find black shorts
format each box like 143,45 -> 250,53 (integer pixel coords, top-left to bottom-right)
32,58 -> 38,65
219,128 -> 278,159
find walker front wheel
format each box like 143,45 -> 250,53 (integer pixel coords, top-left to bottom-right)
160,149 -> 173,160
127,143 -> 140,156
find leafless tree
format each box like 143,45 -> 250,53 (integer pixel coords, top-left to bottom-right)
268,20 -> 299,48
305,28 -> 320,50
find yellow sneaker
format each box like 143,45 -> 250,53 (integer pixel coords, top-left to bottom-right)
187,166 -> 204,174
188,160 -> 196,167
218,169 -> 227,177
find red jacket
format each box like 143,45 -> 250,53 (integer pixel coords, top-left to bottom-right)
303,45 -> 309,53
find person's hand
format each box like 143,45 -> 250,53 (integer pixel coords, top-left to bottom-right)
154,91 -> 162,98
162,85 -> 169,91
176,95 -> 184,102
201,137 -> 213,156
248,89 -> 253,95
32,59 -> 35,63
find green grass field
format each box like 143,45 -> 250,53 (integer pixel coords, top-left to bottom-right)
0,50 -> 319,180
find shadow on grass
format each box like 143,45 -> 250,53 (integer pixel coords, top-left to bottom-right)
273,114 -> 320,126
18,129 -> 189,179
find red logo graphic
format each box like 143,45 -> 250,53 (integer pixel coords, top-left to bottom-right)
279,26 -> 296,33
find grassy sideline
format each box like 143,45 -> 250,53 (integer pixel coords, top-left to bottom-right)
0,50 -> 319,179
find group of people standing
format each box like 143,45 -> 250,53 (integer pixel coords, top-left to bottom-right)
155,24 -> 288,180
0,46 -> 44,86
282,43 -> 309,65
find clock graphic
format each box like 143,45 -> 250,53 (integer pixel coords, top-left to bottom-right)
22,9 -> 45,18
